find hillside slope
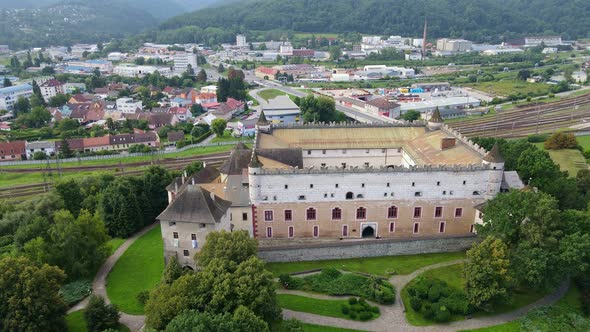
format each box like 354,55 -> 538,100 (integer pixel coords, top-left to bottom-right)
159,0 -> 590,43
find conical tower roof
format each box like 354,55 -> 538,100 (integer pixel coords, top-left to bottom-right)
249,150 -> 263,168
483,143 -> 504,163
257,110 -> 269,125
429,107 -> 443,123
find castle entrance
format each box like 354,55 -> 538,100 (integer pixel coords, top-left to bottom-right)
361,225 -> 375,238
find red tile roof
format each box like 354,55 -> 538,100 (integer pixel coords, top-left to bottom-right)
0,141 -> 25,157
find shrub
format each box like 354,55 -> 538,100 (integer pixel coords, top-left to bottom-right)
84,295 -> 120,332
279,274 -> 304,290
341,304 -> 350,315
544,132 -> 578,150
349,311 -> 357,319
137,291 -> 150,306
321,268 -> 342,279
350,304 -> 363,312
433,304 -> 452,322
60,279 -> 92,306
428,284 -> 442,302
348,297 -> 357,305
410,297 -> 423,311
359,312 -> 373,321
527,134 -> 549,143
371,306 -> 380,314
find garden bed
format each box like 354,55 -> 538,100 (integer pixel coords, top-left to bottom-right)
277,294 -> 380,321
279,268 -> 395,305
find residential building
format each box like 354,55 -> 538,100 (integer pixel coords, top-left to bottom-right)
116,98 -> 142,113
236,34 -> 247,47
173,52 -> 198,74
158,118 -> 522,268
0,141 -> 26,161
0,84 -> 33,111
262,96 -> 301,123
113,64 -> 172,78
39,79 -> 65,102
235,118 -> 257,137
168,107 -> 191,121
365,98 -> 401,118
25,141 -> 56,159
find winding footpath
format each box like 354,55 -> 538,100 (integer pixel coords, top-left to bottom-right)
282,259 -> 570,332
67,223 -> 157,331
71,237 -> 568,332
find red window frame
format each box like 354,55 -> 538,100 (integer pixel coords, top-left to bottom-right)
288,226 -> 294,238
389,222 -> 395,233
435,206 -> 443,218
332,207 -> 342,220
264,210 -> 274,221
413,207 -> 422,218
266,226 -> 272,238
306,208 -> 317,221
342,225 -> 348,237
413,222 -> 420,234
439,221 -> 446,233
313,225 -> 319,238
387,206 -> 398,219
455,208 -> 463,218
284,210 -> 292,222
356,207 -> 367,219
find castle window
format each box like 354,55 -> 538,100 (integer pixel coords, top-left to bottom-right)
335,184 -> 339,188
384,193 -> 388,197
473,191 -> 480,195
298,195 -> 306,200
470,224 -> 475,233
332,207 -> 342,220
346,192 -> 354,200
322,149 -> 326,154
356,194 -> 364,199
173,232 -> 179,239
330,193 -> 334,197
341,163 -> 347,168
414,192 -> 422,197
443,191 -> 447,195
356,207 -> 367,219
342,225 -> 349,237
321,163 -> 326,167
412,182 -> 415,187
455,208 -> 463,218
183,250 -> 189,257
306,208 -> 317,221
413,207 -> 422,218
437,181 -> 440,186
463,180 -> 466,185
266,227 -> 272,238
307,150 -> 311,155
284,210 -> 292,222
313,225 -> 319,238
242,213 -> 248,221
310,184 -> 314,188
288,226 -> 294,238
191,234 -> 196,241
413,222 -> 420,234
324,193 -> 328,198
168,222 -> 176,227
439,222 -> 446,233
435,206 -> 443,218
361,183 -> 365,188
389,222 -> 396,233
364,162 -> 370,167
343,149 -> 347,154
264,210 -> 274,222
387,183 -> 390,187
388,206 -> 398,219
284,184 -> 288,189
449,191 -> 454,195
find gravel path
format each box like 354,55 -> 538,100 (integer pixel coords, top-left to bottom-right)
283,259 -> 570,332
67,223 -> 158,331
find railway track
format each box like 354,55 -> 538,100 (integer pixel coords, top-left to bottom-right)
448,92 -> 590,138
0,153 -> 229,201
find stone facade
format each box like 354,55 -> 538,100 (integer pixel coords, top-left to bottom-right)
258,235 -> 476,262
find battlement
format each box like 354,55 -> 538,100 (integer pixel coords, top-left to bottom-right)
441,124 -> 488,157
252,163 -> 491,176
270,120 -> 427,130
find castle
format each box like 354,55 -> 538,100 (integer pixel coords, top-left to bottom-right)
157,110 -> 523,268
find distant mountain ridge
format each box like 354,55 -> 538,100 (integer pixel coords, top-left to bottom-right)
159,0 -> 590,43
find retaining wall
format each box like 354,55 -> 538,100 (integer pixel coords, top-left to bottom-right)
258,235 -> 476,262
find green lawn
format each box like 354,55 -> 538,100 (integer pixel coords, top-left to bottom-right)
546,149 -> 588,177
576,135 -> 590,150
266,251 -> 465,277
66,310 -> 129,332
106,225 -> 164,315
277,294 -> 378,321
460,283 -> 582,332
403,263 -> 548,326
259,89 -> 288,101
301,323 -> 366,332
107,238 -> 126,255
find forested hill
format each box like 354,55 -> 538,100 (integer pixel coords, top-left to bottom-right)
159,0 -> 590,43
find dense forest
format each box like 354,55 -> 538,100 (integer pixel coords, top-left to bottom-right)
157,0 -> 590,44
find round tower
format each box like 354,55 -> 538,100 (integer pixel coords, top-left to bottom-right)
482,143 -> 505,199
248,150 -> 264,203
255,110 -> 271,134
427,107 -> 443,130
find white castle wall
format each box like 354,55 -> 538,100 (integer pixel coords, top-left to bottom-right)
303,148 -> 404,168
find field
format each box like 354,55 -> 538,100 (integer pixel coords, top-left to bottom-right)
106,225 -> 164,315
576,135 -> 590,150
546,149 -> 588,177
463,80 -> 553,98
266,251 -> 465,277
258,89 -> 288,101
277,294 -> 353,320
65,310 -> 129,332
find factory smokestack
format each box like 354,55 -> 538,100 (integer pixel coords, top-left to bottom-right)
422,17 -> 427,61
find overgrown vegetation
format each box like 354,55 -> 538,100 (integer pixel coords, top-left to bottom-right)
406,277 -> 470,323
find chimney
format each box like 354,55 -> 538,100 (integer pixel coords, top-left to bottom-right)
174,182 -> 178,193
210,191 -> 216,202
441,138 -> 456,150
